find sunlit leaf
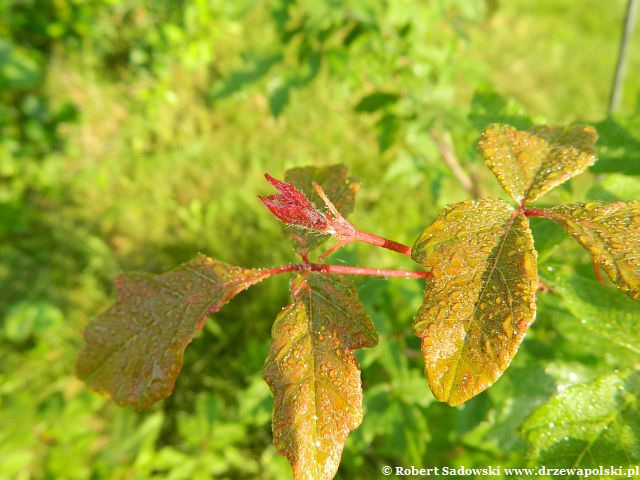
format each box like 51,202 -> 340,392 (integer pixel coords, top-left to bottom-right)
263,273 -> 378,480
522,369 -> 640,468
77,255 -> 268,408
411,198 -> 538,406
284,164 -> 359,256
478,124 -> 597,204
546,201 -> 640,302
554,272 -> 640,354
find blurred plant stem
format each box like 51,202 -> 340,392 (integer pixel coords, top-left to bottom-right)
609,0 -> 638,113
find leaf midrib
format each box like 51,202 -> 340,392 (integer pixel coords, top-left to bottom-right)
445,212 -> 519,403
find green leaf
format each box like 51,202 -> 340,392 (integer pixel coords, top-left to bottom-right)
77,255 -> 268,408
284,164 -> 359,256
587,173 -> 640,202
554,272 -> 640,355
528,216 -> 567,261
376,114 -> 400,153
412,198 -> 538,406
546,201 -> 640,302
478,124 -> 598,204
0,39 -> 42,90
354,91 -> 400,113
468,89 -> 532,132
590,115 -> 640,176
269,83 -> 291,117
263,273 -> 378,480
522,369 -> 640,468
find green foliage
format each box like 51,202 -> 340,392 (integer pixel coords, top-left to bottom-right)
553,272 -> 640,354
3,1 -> 640,479
522,368 -> 640,469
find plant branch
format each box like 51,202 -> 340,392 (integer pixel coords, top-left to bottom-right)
311,181 -> 413,259
523,208 -> 549,217
609,0 -> 638,113
431,130 -> 480,198
260,263 -> 431,279
318,229 -> 413,260
354,230 -> 413,256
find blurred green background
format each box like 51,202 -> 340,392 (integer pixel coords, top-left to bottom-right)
1,0 -> 640,478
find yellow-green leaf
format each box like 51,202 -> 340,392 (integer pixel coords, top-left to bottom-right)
263,273 -> 378,480
546,201 -> 640,302
284,164 -> 359,256
412,198 -> 538,406
77,255 -> 268,408
478,124 -> 597,204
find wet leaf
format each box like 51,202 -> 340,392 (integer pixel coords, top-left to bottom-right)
554,272 -> 640,354
284,165 -> 359,256
521,369 -> 640,468
478,124 -> 597,204
77,255 -> 268,408
412,198 -> 538,406
546,201 -> 640,302
263,273 -> 378,480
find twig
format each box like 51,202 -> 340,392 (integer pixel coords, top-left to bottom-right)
261,263 -> 431,279
312,182 -> 413,260
609,0 -> 638,113
431,130 -> 480,198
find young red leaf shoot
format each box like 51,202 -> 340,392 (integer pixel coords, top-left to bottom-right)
258,173 -> 331,232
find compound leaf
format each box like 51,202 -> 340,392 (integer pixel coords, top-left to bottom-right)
546,201 -> 640,302
263,273 -> 378,480
412,198 -> 538,406
284,164 -> 359,257
478,124 -> 597,204
77,255 -> 268,408
522,369 -> 640,468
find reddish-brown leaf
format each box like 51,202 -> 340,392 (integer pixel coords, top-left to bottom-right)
263,273 -> 378,480
412,198 -> 538,405
546,201 -> 640,302
77,255 -> 268,408
284,165 -> 359,256
478,124 -> 597,204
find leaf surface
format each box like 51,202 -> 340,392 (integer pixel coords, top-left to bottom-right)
77,255 -> 267,408
554,272 -> 640,354
522,369 -> 640,468
478,124 -> 597,204
284,165 -> 358,256
412,198 -> 538,405
263,273 -> 378,480
546,201 -> 640,302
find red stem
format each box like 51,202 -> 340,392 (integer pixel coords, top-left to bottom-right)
354,230 -> 413,256
592,260 -> 606,284
260,263 -> 431,279
523,208 -> 548,217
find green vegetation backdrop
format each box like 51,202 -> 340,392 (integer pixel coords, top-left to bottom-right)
1,0 -> 639,478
